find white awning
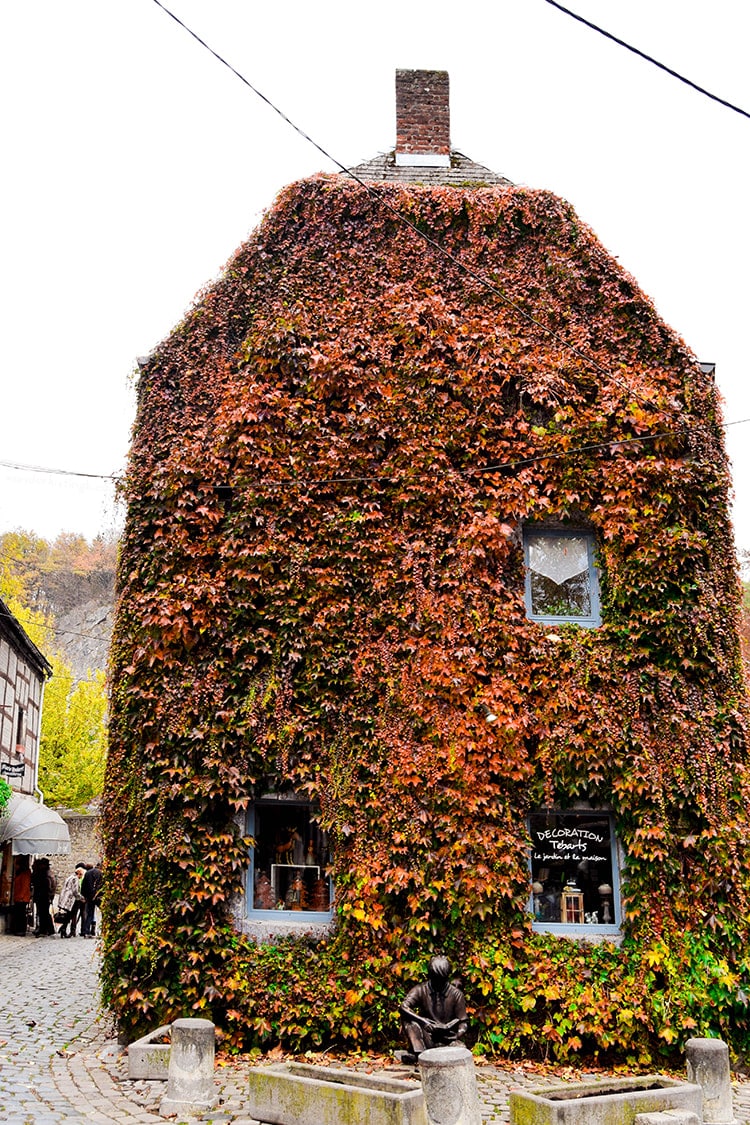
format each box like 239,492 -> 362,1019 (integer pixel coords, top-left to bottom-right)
0,795 -> 71,856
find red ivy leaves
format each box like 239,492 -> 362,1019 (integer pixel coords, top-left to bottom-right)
101,175 -> 750,1060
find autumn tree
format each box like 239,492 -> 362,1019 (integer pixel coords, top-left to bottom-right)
0,530 -> 110,808
0,529 -> 117,618
0,530 -> 52,645
38,663 -> 107,808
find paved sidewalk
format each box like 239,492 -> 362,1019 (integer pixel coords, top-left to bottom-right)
2,931 -> 750,1124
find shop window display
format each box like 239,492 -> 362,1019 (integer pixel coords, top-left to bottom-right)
528,809 -> 619,930
248,799 -> 332,916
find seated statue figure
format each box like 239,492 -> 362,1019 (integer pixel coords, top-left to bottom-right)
400,955 -> 468,1059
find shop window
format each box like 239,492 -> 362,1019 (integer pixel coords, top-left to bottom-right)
523,528 -> 600,627
528,809 -> 620,932
247,798 -> 332,918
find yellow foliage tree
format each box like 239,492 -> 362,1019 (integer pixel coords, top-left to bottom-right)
1,530 -> 108,809
0,530 -> 52,649
38,664 -> 107,809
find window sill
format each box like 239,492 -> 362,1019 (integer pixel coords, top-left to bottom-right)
248,908 -> 334,923
239,909 -> 336,943
532,921 -> 621,942
528,615 -> 601,628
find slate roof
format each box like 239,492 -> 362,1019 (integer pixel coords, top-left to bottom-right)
345,149 -> 513,188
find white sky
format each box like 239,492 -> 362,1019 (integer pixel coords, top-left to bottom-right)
2,0 -> 749,551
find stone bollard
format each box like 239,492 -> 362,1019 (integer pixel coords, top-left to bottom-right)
159,1018 -> 218,1119
418,1045 -> 481,1125
685,1037 -> 738,1125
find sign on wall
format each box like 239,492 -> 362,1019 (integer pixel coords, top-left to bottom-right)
0,762 -> 25,779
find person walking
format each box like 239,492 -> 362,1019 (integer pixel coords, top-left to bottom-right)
68,864 -> 87,937
81,861 -> 102,938
32,857 -> 56,936
58,866 -> 85,937
11,855 -> 32,935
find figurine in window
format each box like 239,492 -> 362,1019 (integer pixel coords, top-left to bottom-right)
276,829 -> 294,864
254,871 -> 274,910
291,828 -> 305,866
309,877 -> 329,912
285,871 -> 305,911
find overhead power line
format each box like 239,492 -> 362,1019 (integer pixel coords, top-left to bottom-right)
0,608 -> 110,646
0,459 -> 117,481
239,428 -> 688,491
2,417 -> 750,492
543,0 -> 750,121
147,1 -> 601,370
13,0 -> 729,509
0,423 -> 721,497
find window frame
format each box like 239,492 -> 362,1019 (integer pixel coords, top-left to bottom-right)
523,526 -> 601,627
527,808 -> 622,937
245,796 -> 334,923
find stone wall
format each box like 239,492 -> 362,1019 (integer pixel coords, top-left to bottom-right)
56,811 -> 101,884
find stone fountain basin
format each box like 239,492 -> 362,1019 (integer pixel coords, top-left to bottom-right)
247,1061 -> 427,1125
509,1075 -> 703,1125
127,1023 -> 172,1080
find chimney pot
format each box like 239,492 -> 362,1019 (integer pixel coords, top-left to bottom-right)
395,69 -> 450,167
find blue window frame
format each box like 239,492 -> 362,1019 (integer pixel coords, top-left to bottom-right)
523,528 -> 601,627
246,797 -> 333,922
528,809 -> 621,936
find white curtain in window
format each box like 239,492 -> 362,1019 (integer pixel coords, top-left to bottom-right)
529,535 -> 588,584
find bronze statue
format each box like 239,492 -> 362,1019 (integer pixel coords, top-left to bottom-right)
400,955 -> 468,1058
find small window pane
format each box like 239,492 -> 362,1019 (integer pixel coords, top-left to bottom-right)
527,533 -> 591,617
524,530 -> 601,625
529,810 -> 617,927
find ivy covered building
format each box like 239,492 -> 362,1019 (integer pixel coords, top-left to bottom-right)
104,71 -> 750,1059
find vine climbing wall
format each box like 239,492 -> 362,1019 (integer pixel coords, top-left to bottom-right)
102,175 -> 750,1061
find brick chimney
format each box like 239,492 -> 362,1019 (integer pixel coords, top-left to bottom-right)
395,69 -> 450,168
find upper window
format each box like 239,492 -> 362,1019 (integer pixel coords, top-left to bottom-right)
247,797 -> 333,920
523,528 -> 600,627
528,809 -> 620,934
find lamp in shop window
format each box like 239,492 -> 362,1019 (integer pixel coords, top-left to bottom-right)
598,882 -> 613,924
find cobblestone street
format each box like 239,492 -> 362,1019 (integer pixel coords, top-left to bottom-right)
2,931 -> 750,1124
